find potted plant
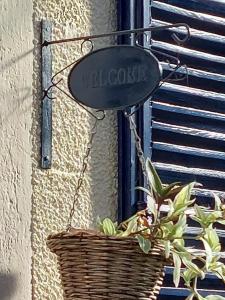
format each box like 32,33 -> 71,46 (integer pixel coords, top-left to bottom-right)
47,159 -> 225,300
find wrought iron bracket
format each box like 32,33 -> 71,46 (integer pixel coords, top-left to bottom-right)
41,20 -> 52,169
39,19 -> 190,170
42,23 -> 190,47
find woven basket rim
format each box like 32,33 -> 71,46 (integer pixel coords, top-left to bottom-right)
48,228 -> 104,240
47,228 -> 140,241
47,228 -> 165,252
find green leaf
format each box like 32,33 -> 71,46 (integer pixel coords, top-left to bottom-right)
165,184 -> 187,200
160,221 -> 174,239
173,241 -> 191,258
196,293 -> 206,300
147,195 -> 157,220
205,211 -> 222,225
172,201 -> 195,218
165,240 -> 171,259
204,228 -> 221,252
174,238 -> 185,248
136,235 -> 151,254
125,216 -> 138,235
200,237 -> 212,270
182,269 -> 196,286
205,296 -> 225,300
214,193 -> 222,211
146,158 -> 163,196
210,264 -> 225,282
167,215 -> 187,239
135,186 -> 152,196
162,182 -> 181,196
190,215 -> 202,225
195,205 -> 207,221
102,218 -> 117,236
173,183 -> 195,211
173,252 -> 181,287
96,216 -> 103,231
182,257 -> 205,279
120,216 -> 139,237
163,199 -> 175,219
193,205 -> 213,228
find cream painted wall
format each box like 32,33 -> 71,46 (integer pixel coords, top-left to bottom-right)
32,1 -> 117,299
0,0 -> 33,299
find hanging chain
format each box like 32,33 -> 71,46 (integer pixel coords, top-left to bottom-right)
67,111 -> 146,230
124,112 -> 147,180
67,117 -> 99,231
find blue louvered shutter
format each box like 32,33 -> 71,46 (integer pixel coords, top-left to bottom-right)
149,0 -> 225,299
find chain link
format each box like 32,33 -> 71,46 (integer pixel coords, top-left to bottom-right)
125,112 -> 147,180
67,118 -> 99,231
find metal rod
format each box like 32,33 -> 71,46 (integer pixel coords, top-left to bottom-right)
42,23 -> 190,47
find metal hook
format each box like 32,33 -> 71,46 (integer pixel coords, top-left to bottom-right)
123,101 -> 147,117
81,39 -> 94,56
162,63 -> 188,84
95,110 -> 106,121
42,78 -> 63,101
171,24 -> 190,45
134,32 -> 149,46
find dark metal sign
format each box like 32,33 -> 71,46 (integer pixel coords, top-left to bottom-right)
68,45 -> 162,110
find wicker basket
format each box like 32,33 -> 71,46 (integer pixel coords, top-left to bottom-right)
47,229 -> 166,300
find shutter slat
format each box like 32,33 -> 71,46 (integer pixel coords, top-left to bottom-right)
155,0 -> 225,18
152,1 -> 225,34
154,162 -> 225,191
153,121 -> 225,141
154,162 -> 225,180
153,103 -> 225,133
153,142 -> 225,172
153,127 -> 225,153
153,102 -> 225,122
153,142 -> 225,161
193,188 -> 225,198
154,83 -> 225,113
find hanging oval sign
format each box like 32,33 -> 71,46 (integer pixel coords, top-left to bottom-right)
68,45 -> 162,110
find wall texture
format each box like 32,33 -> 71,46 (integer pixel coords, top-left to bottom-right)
32,1 -> 117,299
0,0 -> 33,299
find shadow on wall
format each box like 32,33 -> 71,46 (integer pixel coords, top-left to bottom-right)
0,273 -> 17,299
0,49 -> 33,74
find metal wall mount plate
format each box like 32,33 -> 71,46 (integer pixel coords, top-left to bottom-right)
68,45 -> 162,110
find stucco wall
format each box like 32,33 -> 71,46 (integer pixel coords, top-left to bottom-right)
0,0 -> 33,299
32,1 -> 117,299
